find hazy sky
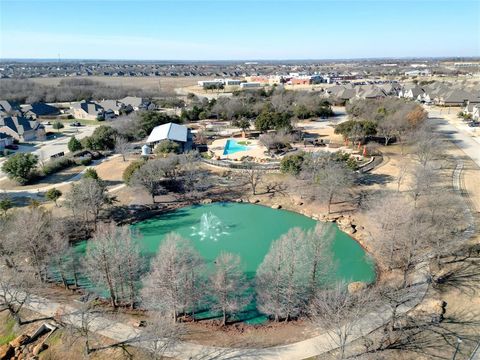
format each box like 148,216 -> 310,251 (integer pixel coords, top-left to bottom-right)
1,0 -> 479,60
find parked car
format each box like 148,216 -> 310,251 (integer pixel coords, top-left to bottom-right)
5,144 -> 19,150
70,121 -> 81,127
468,121 -> 479,127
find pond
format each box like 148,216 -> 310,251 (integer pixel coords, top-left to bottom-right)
133,202 -> 375,323
74,203 -> 376,324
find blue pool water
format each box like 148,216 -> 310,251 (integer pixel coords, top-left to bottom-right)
223,139 -> 250,155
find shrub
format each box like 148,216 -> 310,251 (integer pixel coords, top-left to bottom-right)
280,153 -> 305,175
122,159 -> 146,184
42,157 -> 75,176
68,136 -> 83,152
1,152 -> 38,184
79,158 -> 92,166
83,168 -> 100,180
154,140 -> 181,155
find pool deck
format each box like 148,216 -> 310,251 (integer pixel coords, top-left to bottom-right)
210,137 -> 366,162
210,137 -> 266,160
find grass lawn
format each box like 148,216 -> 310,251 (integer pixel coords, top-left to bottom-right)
0,315 -> 16,346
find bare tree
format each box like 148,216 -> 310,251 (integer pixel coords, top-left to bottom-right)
7,205 -> 53,281
409,164 -> 436,207
115,227 -> 143,309
140,312 -> 186,360
240,166 -> 263,195
83,222 -> 133,308
210,252 -> 250,326
65,177 -> 113,231
315,162 -> 354,214
304,223 -> 336,299
142,233 -> 205,322
412,129 -> 442,168
395,158 -> 410,192
310,282 -> 371,359
58,299 -> 107,356
114,136 -> 130,162
0,268 -> 37,325
366,192 -> 413,270
256,228 -> 309,322
131,157 -> 180,203
49,221 -> 74,289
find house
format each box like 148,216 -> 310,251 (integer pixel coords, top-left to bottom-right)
119,96 -> 148,111
0,132 -> 13,150
0,100 -> 21,117
438,90 -> 480,106
464,103 -> 480,120
21,102 -> 60,119
0,116 -> 46,141
71,101 -> 103,120
99,100 -> 127,115
146,122 -> 193,152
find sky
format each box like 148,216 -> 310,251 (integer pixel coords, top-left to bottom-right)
0,0 -> 479,60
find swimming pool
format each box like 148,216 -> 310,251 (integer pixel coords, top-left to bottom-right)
223,139 -> 250,155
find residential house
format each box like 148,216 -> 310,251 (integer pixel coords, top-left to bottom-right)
146,122 -> 193,152
71,101 -> 103,120
0,100 -> 21,117
21,102 -> 60,119
0,116 -> 46,141
119,96 -> 149,111
438,90 -> 480,106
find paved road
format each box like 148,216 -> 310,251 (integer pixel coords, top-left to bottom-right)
428,111 -> 480,168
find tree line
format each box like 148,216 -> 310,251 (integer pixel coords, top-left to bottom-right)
0,78 -> 158,104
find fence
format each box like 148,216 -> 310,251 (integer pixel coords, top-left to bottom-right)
201,157 -> 280,171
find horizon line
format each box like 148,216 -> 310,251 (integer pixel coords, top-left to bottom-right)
1,56 -> 480,63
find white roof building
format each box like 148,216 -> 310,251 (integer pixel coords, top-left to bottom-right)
146,122 -> 189,144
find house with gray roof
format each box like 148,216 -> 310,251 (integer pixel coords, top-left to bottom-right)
146,122 -> 193,152
71,101 -> 104,120
0,116 -> 45,141
21,102 -> 60,119
0,100 -> 21,117
119,96 -> 149,111
99,100 -> 128,115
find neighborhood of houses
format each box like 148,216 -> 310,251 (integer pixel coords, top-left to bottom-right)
1,78 -> 479,152
0,96 -> 150,150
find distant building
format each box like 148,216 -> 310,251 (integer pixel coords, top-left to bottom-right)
240,82 -> 261,88
404,69 -> 431,77
146,122 -> 193,152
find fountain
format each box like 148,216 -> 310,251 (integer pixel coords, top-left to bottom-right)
191,212 -> 229,241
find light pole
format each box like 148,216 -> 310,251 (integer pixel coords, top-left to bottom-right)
452,337 -> 462,360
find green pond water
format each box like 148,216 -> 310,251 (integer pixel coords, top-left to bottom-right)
75,202 -> 376,324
